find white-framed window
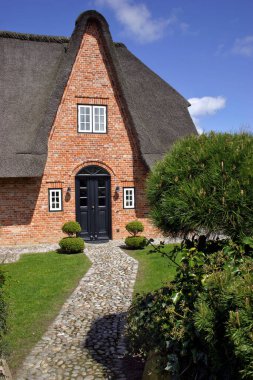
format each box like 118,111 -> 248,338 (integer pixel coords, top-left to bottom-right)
78,105 -> 107,133
49,189 -> 62,212
123,187 -> 135,209
78,105 -> 92,132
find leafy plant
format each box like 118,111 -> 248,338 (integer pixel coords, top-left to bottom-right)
59,237 -> 84,253
147,132 -> 253,240
125,236 -> 147,249
125,221 -> 144,236
62,221 -> 81,237
127,237 -> 253,379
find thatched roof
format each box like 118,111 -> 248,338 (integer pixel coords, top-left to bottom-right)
0,10 -> 196,178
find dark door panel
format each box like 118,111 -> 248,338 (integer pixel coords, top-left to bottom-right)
76,167 -> 111,241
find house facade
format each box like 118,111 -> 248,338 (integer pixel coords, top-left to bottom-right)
0,11 -> 196,246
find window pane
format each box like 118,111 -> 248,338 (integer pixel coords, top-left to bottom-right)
98,187 -> 106,196
98,197 -> 106,206
93,106 -> 106,133
79,106 -> 91,132
80,188 -> 87,197
80,198 -> 87,207
80,179 -> 88,188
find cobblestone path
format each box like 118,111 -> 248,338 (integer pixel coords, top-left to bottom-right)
16,242 -> 138,380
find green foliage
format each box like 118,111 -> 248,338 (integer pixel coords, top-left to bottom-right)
125,220 -> 144,236
0,269 -> 7,356
125,236 -> 147,249
194,266 -> 253,379
62,221 -> 81,237
147,132 -> 253,240
127,237 -> 253,379
59,237 -> 84,253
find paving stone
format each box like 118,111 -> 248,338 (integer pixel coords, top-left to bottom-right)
15,241 -> 138,379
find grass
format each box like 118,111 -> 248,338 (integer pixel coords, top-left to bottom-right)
127,244 -> 181,295
0,251 -> 91,373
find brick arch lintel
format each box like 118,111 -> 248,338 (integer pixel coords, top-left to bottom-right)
70,160 -> 116,178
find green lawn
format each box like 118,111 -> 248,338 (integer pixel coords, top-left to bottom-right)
127,244 -> 181,295
0,251 -> 91,373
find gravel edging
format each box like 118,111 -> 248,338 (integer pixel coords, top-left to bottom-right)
0,244 -> 60,264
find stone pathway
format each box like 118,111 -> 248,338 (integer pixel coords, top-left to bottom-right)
15,242 -> 138,380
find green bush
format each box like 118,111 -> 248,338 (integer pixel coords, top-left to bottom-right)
127,238 -> 253,379
59,237 -> 84,253
62,221 -> 81,237
0,269 -> 7,356
194,266 -> 253,379
125,220 -> 144,236
125,236 -> 147,249
147,132 -> 253,240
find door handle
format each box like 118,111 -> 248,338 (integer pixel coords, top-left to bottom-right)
91,205 -> 95,209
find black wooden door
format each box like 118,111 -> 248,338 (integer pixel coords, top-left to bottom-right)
76,168 -> 111,241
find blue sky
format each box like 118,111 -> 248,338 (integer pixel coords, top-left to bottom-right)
1,0 -> 252,134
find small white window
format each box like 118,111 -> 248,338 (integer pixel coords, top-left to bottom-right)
123,187 -> 135,209
78,105 -> 92,132
78,105 -> 107,133
93,106 -> 106,133
49,189 -> 62,212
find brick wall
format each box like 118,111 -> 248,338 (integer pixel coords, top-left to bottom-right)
0,21 -> 160,246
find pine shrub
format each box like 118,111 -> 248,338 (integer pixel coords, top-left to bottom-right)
127,238 -> 253,379
147,132 -> 253,240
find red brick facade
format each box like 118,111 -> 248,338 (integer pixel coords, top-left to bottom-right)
0,21 -> 159,246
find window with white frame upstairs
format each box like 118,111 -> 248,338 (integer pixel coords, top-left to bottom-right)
78,105 -> 107,133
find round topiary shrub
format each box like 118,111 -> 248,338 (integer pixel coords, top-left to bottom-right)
126,220 -> 144,236
125,236 -> 147,249
59,237 -> 84,253
62,221 -> 81,237
147,132 -> 253,240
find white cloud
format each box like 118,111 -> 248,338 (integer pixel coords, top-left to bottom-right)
188,96 -> 226,134
188,96 -> 226,117
94,0 -> 188,43
232,35 -> 253,57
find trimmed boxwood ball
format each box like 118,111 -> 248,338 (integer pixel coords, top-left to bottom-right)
125,236 -> 147,249
59,237 -> 84,253
126,220 -> 144,236
62,221 -> 81,237
147,132 -> 253,240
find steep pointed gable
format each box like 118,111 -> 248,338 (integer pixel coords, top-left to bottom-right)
0,10 -> 196,177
